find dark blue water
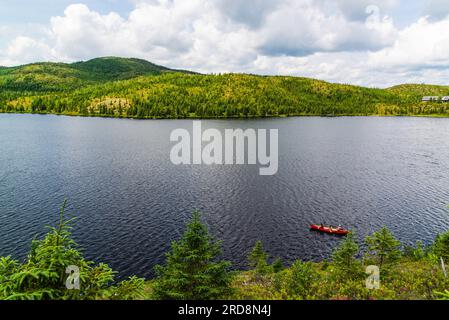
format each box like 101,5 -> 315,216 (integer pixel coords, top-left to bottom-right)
1,114 -> 449,278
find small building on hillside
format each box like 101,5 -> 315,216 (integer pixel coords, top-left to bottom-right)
422,96 -> 440,102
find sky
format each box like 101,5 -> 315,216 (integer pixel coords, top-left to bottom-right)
1,0 -> 449,87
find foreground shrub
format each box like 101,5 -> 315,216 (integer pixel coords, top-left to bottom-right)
0,201 -> 144,300
433,231 -> 449,262
284,261 -> 319,299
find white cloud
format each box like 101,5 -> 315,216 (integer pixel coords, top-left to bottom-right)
0,36 -> 57,66
42,1 -> 259,71
1,0 -> 449,87
369,16 -> 449,68
258,0 -> 397,56
50,4 -> 129,60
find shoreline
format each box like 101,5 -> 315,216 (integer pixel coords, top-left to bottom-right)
2,110 -> 449,120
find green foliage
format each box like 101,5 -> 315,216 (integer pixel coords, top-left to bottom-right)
0,200 -> 144,300
403,241 -> 427,261
108,276 -> 146,300
436,290 -> 449,300
332,232 -> 363,279
284,261 -> 319,299
0,57 -> 186,93
3,57 -> 449,118
152,211 -> 233,300
231,256 -> 449,300
432,231 -> 449,262
365,227 -> 402,268
70,57 -> 177,81
231,272 -> 282,300
385,261 -> 449,300
272,257 -> 284,273
248,241 -> 272,276
329,279 -> 373,300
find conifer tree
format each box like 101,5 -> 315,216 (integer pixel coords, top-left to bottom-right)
433,231 -> 449,262
272,257 -> 284,273
332,232 -> 361,279
248,240 -> 271,275
365,227 -> 401,268
152,211 -> 233,300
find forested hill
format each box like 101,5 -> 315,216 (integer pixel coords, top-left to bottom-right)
0,57 -> 192,92
1,57 -> 449,118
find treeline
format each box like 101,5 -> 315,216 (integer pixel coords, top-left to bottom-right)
1,202 -> 448,300
3,72 -> 449,118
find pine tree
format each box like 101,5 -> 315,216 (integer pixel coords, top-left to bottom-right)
272,257 -> 284,273
248,240 -> 271,275
365,227 -> 401,268
433,231 -> 449,262
152,211 -> 233,300
332,232 -> 361,279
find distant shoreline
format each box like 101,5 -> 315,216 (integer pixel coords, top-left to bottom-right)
3,110 -> 449,120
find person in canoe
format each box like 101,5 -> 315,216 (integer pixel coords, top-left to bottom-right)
310,223 -> 350,235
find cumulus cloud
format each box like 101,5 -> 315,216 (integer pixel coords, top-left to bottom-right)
50,4 -> 128,60
1,0 -> 449,87
369,16 -> 449,68
0,36 -> 58,66
258,0 -> 397,56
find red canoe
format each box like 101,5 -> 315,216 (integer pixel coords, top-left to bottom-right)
310,224 -> 350,235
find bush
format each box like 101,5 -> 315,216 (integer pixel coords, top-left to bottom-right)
433,231 -> 449,262
285,261 -> 319,299
0,200 -> 144,300
403,241 -> 426,261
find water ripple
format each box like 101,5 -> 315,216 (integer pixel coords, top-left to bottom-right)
1,115 -> 449,278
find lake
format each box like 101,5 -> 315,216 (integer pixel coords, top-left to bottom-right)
1,114 -> 449,278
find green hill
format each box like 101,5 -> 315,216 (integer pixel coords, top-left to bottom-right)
1,57 -> 449,118
71,57 -> 185,81
387,84 -> 449,97
0,57 -> 188,92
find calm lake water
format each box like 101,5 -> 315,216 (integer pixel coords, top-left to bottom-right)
1,114 -> 449,278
